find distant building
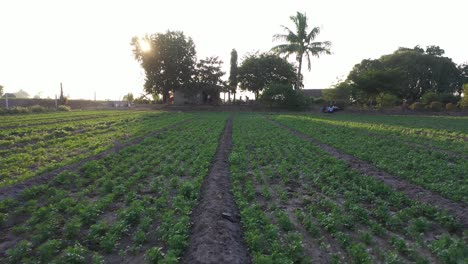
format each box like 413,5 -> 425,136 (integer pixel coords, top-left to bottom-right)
2,93 -> 16,98
302,89 -> 323,98
173,90 -> 220,105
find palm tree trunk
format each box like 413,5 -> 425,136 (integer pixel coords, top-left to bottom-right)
296,55 -> 303,90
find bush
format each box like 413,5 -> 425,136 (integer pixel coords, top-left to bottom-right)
313,97 -> 326,105
377,93 -> 399,108
428,101 -> 443,111
445,103 -> 456,111
401,101 -> 410,110
409,102 -> 424,110
460,84 -> 468,109
57,105 -> 71,111
260,83 -> 310,110
438,93 -> 459,104
30,105 -> 47,113
420,92 -> 438,105
10,106 -> 30,114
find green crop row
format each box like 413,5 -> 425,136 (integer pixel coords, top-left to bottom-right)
314,114 -> 468,135
0,113 -> 228,263
230,114 -> 466,263
292,114 -> 467,156
0,111 -> 161,148
0,110 -> 143,128
0,111 -> 191,187
272,114 -> 468,203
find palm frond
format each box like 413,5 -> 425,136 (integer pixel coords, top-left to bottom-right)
308,41 -> 332,54
273,33 -> 289,42
279,25 -> 301,43
306,27 -> 321,42
271,43 -> 301,59
290,12 -> 308,41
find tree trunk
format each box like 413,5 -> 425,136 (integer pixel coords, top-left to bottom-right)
228,92 -> 231,103
296,55 -> 303,90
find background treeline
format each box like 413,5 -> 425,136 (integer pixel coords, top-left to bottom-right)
324,45 -> 468,111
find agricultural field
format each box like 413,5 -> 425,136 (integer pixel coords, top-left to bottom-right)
0,111 -> 466,263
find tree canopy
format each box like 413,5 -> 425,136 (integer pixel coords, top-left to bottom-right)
272,11 -> 331,89
131,31 -> 196,103
192,56 -> 225,102
343,46 -> 462,104
458,63 -> 468,84
238,53 -> 296,99
229,49 -> 238,101
123,93 -> 134,103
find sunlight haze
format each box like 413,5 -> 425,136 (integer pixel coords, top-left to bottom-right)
0,0 -> 466,100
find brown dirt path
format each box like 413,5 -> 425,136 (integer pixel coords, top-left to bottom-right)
182,117 -> 250,264
0,118 -> 193,201
266,117 -> 468,228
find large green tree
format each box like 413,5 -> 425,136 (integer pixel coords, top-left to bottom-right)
228,49 -> 238,102
192,56 -> 225,103
131,31 -> 196,103
123,93 -> 134,104
238,53 -> 296,99
458,63 -> 468,84
346,46 -> 462,103
271,11 -> 331,89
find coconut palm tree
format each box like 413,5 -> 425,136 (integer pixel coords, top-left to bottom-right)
272,12 -> 331,89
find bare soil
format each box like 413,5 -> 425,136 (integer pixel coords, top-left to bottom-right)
267,117 -> 468,228
0,118 -> 193,201
182,117 -> 250,264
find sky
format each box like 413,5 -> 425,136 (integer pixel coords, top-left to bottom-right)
0,0 -> 467,100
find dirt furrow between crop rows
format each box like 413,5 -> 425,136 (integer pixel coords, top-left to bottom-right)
182,117 -> 250,264
0,118 -> 193,201
266,117 -> 468,228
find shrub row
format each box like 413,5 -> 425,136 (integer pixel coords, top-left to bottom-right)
0,105 -> 70,115
409,101 -> 457,111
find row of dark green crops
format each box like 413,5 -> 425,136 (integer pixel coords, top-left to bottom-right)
0,110 -> 191,187
230,113 -> 466,263
0,113 -> 228,263
0,112 -> 466,263
271,114 -> 468,203
0,110 -> 142,128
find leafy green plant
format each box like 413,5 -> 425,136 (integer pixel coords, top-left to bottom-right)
62,243 -> 88,264
145,247 -> 164,264
57,105 -> 71,111
430,234 -> 467,263
6,240 -> 32,263
37,239 -> 62,262
276,211 -> 294,232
